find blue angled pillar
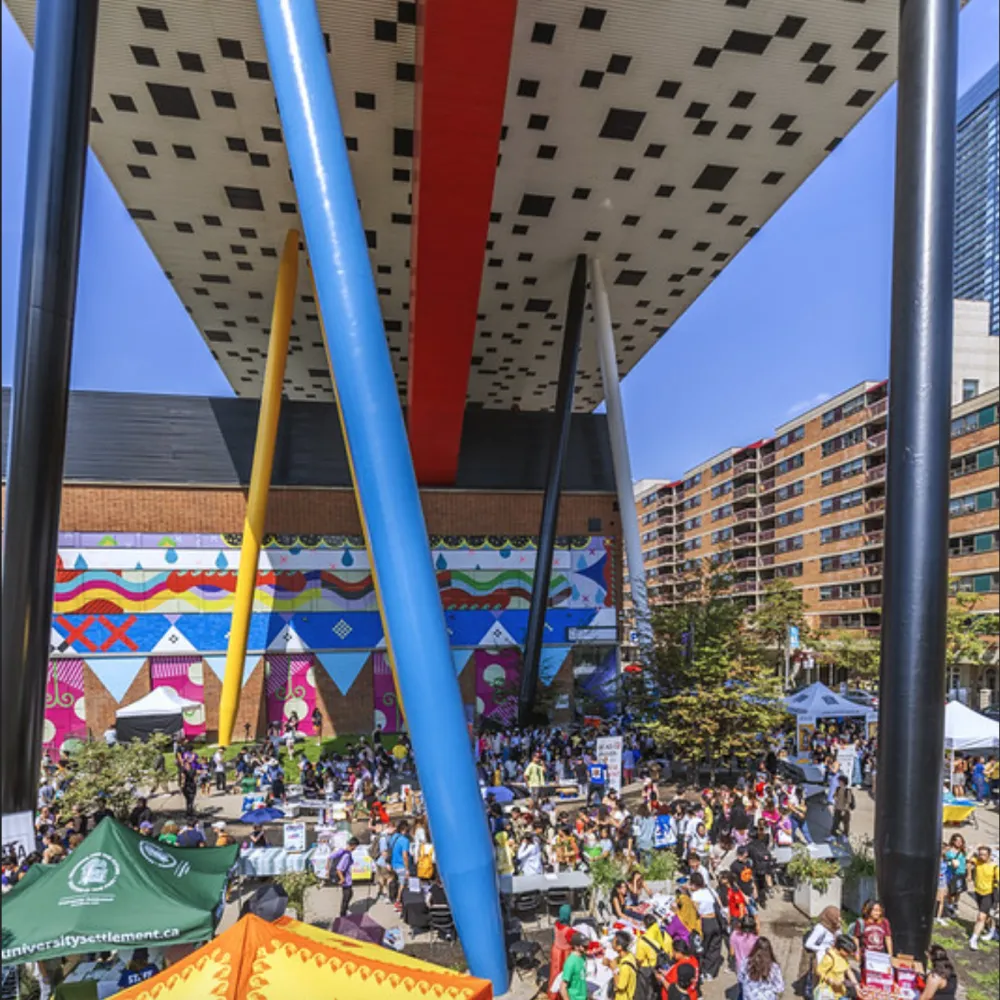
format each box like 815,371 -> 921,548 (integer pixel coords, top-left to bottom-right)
255,1 -> 507,989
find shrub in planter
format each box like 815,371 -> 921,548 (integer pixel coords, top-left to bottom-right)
841,836 -> 878,915
642,850 -> 678,893
788,847 -> 843,918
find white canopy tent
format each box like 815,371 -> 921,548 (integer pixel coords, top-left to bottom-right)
115,687 -> 201,741
943,700 -> 999,751
784,682 -> 877,754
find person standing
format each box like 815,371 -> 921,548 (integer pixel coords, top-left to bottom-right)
968,845 -> 999,949
525,753 -> 547,798
829,776 -> 855,840
330,836 -> 359,917
603,930 -> 639,1000
689,872 -> 723,981
587,756 -> 608,805
816,935 -> 858,1000
558,933 -> 589,1000
739,938 -> 784,1000
212,748 -> 227,794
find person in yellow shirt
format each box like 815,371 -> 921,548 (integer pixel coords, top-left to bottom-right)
968,845 -> 999,949
494,829 -> 514,876
635,914 -> 673,968
524,754 -> 547,797
603,931 -> 639,1000
674,886 -> 702,937
816,935 -> 858,999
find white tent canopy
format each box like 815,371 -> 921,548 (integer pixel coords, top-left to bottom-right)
115,687 -> 200,718
784,682 -> 872,719
944,700 -> 1000,751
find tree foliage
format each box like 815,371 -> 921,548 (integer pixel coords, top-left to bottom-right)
945,586 -> 999,675
627,566 -> 787,766
58,735 -> 170,819
749,578 -> 808,656
812,631 -> 881,686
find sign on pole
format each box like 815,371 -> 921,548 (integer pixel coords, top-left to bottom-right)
788,625 -> 800,650
595,736 -> 623,792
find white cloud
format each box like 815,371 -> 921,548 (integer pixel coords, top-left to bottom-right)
785,391 -> 833,418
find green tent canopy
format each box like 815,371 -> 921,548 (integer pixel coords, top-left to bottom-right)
1,818 -> 238,965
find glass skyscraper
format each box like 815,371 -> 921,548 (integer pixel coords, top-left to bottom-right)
954,64 -> 999,337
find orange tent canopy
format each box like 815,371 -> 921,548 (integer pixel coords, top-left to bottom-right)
116,913 -> 493,1000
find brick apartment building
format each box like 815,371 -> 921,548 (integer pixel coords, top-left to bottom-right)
626,302 -> 1000,705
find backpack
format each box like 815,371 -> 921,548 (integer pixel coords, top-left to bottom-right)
848,790 -> 856,811
415,843 -> 435,880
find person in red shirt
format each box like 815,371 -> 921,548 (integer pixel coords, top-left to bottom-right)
854,899 -> 894,969
663,939 -> 700,1000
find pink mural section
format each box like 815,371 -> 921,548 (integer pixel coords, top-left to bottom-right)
474,648 -> 522,727
265,655 -> 318,734
150,656 -> 206,737
372,652 -> 402,734
44,659 -> 87,752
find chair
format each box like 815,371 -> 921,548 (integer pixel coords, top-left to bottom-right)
508,939 -> 542,986
512,890 -> 542,925
545,887 -> 572,925
428,905 -> 456,942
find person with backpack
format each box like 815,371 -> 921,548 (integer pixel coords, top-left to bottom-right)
603,930 -> 639,999
389,820 -> 411,911
587,756 -> 609,806
415,837 -> 435,882
830,776 -> 856,840
557,932 -> 589,1000
328,837 -> 359,917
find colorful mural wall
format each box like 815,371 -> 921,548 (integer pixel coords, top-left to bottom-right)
46,533 -> 617,746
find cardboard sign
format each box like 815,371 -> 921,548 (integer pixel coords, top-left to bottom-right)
596,736 -> 623,792
836,746 -> 858,788
1,811 -> 35,863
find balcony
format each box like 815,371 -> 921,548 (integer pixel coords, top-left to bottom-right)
758,529 -> 775,541
733,533 -> 758,545
866,431 -> 888,450
865,498 -> 885,514
733,581 -> 759,594
869,399 -> 888,418
733,484 -> 757,500
865,626 -> 882,638
759,554 -> 775,567
734,459 -> 758,475
735,508 -> 757,523
866,465 -> 887,483
759,503 -> 775,517
657,512 -> 675,526
734,556 -> 757,569
758,478 -> 776,493
864,563 -> 884,577
864,531 -> 884,547
864,596 -> 882,609
761,453 -> 776,467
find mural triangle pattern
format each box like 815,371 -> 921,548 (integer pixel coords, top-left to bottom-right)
315,651 -> 370,696
538,645 -> 571,687
451,649 -> 474,676
203,655 -> 259,686
84,657 -> 147,703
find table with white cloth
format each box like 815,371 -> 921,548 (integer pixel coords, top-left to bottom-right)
499,870 -> 592,895
236,847 -> 316,877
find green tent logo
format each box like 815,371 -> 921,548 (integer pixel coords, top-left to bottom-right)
68,853 -> 120,894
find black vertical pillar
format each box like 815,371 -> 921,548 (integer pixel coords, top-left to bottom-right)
1,1 -> 99,818
875,0 -> 957,959
518,254 -> 587,725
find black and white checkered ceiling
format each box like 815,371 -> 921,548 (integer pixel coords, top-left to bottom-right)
7,0 -> 902,410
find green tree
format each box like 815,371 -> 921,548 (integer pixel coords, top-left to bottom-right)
946,587 -> 999,680
58,735 -> 170,820
749,579 -> 808,686
634,566 -> 787,768
812,631 -> 881,687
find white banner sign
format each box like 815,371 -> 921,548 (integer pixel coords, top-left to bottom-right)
2,811 -> 35,862
283,822 -> 307,854
836,746 -> 858,788
596,736 -> 623,792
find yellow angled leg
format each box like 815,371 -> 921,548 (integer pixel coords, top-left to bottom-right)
217,229 -> 299,747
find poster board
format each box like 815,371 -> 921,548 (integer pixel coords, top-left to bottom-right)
1,811 -> 35,863
797,721 -> 816,754
596,736 -> 623,792
283,822 -> 307,853
836,746 -> 858,788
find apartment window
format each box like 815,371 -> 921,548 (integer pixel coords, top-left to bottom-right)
775,425 -> 805,450
820,583 -> 864,601
822,393 -> 867,427
951,403 -> 999,438
962,379 -> 980,401
821,488 -> 865,515
683,473 -> 703,490
775,562 -> 803,578
953,573 -> 1000,594
680,558 -> 701,572
680,495 -> 702,512
775,534 -> 804,553
819,613 -> 863,629
775,453 -> 805,476
821,551 -> 863,572
951,447 -> 999,478
711,458 -> 733,477
822,426 -> 865,457
950,489 -> 999,517
822,457 -> 865,486
711,528 -> 733,544
682,537 -> 702,552
776,507 -> 804,528
820,520 -> 864,544
711,481 -> 732,499
775,480 -> 805,502
712,504 -> 734,522
712,550 -> 734,566
949,531 -> 999,556
682,516 -> 702,531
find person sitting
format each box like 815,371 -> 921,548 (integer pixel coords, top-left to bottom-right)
117,948 -> 158,989
247,824 -> 269,849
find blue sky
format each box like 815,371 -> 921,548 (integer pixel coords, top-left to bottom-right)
3,1 -> 999,482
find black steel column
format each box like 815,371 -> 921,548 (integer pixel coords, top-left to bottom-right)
518,254 -> 587,725
875,0 -> 957,959
1,1 -> 99,817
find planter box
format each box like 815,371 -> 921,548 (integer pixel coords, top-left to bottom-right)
646,880 -> 672,896
794,877 -> 843,918
842,875 -> 877,916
